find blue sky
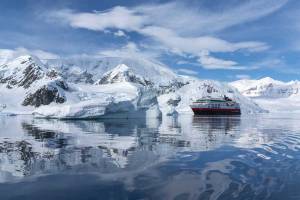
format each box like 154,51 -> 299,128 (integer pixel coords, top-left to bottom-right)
0,0 -> 299,81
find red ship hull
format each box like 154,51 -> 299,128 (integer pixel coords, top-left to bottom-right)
191,108 -> 241,115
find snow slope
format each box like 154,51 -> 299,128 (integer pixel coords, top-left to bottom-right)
230,77 -> 300,112
95,64 -> 153,86
0,56 -> 161,118
0,55 -> 67,114
34,82 -> 161,119
230,77 -> 297,98
0,54 -> 264,118
159,79 -> 265,115
44,55 -> 178,85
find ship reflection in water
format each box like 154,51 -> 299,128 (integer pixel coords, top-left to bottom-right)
0,114 -> 300,200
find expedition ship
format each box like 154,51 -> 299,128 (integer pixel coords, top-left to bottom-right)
190,96 -> 241,115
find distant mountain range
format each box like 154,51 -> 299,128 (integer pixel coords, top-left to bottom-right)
230,77 -> 300,112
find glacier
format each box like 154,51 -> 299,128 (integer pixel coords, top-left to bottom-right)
0,54 -> 264,119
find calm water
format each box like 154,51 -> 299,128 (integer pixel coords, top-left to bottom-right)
0,114 -> 300,200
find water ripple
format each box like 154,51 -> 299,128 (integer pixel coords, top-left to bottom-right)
1,114 -> 300,199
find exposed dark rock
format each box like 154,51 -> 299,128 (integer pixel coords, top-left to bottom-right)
0,56 -> 70,107
167,96 -> 181,106
55,79 -> 69,90
158,80 -> 189,95
98,70 -> 153,86
201,83 -> 219,94
96,64 -> 154,87
46,69 -> 59,78
22,85 -> 66,107
0,63 -> 44,89
19,64 -> 44,88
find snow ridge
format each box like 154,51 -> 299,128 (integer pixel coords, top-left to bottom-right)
230,77 -> 300,98
96,64 -> 153,86
0,54 -> 265,118
44,56 -> 178,85
230,77 -> 300,113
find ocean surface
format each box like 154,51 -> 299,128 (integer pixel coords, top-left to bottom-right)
0,114 -> 300,200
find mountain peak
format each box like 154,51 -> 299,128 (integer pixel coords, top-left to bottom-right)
96,64 -> 153,86
0,55 -> 47,89
230,76 -> 300,98
114,64 -> 130,72
106,64 -> 131,79
258,77 -> 283,85
259,77 -> 274,82
44,56 -> 178,85
13,55 -> 43,66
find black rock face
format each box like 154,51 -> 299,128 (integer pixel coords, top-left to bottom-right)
201,83 -> 219,94
46,69 -> 59,79
167,97 -> 181,106
0,56 -> 71,108
0,63 -> 44,89
19,64 -> 44,89
55,80 -> 69,90
22,86 -> 66,107
158,80 -> 189,95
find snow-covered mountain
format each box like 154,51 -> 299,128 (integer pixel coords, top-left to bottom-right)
159,79 -> 265,115
0,55 -> 68,112
96,64 -> 153,86
44,55 -> 178,85
0,54 -> 264,118
0,56 -> 161,118
230,77 -> 300,98
230,77 -> 300,112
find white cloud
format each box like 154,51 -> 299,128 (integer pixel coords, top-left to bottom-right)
98,42 -> 139,57
97,42 -> 162,62
140,26 -> 269,54
46,1 -> 288,70
252,58 -> 284,69
48,4 -> 270,53
50,1 -> 288,35
197,51 -> 245,70
30,49 -> 60,60
177,68 -> 198,75
49,7 -> 145,32
176,60 -> 197,66
0,47 -> 59,65
100,1 -> 288,37
0,49 -> 16,65
235,74 -> 251,80
134,1 -> 288,35
114,30 -> 127,37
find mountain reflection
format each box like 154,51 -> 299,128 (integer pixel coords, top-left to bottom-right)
0,116 -> 241,181
1,115 -> 300,199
